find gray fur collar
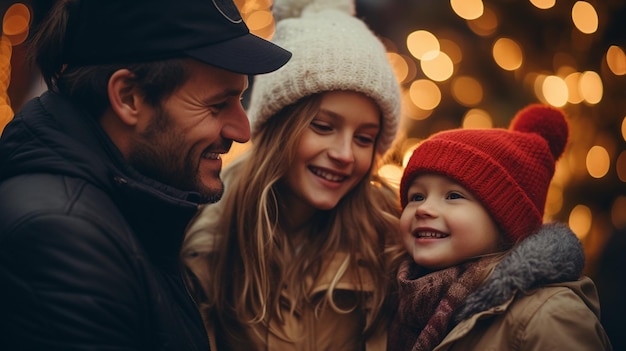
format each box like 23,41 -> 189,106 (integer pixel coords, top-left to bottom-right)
453,223 -> 584,323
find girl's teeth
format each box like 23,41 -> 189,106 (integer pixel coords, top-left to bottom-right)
312,168 -> 344,182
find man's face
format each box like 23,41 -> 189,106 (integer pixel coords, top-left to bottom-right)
128,60 -> 250,202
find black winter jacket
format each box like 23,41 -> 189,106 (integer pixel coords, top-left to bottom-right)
0,92 -> 211,350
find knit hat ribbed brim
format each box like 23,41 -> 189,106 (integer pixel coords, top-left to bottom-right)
246,0 -> 401,154
400,104 -> 569,242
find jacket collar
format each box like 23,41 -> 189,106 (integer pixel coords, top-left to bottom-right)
453,223 -> 584,323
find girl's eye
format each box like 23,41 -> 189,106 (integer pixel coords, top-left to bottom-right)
355,134 -> 375,146
408,193 -> 424,202
310,121 -> 332,133
447,192 -> 465,200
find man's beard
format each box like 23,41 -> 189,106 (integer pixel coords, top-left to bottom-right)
126,108 -> 225,202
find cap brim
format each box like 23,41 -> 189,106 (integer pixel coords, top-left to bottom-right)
185,33 -> 291,75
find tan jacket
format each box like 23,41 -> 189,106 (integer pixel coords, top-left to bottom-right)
209,251 -> 386,351
185,210 -> 387,350
434,277 -> 613,351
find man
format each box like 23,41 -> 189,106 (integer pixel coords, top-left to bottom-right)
0,0 -> 290,349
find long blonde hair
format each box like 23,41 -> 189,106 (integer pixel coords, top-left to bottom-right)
185,94 -> 404,341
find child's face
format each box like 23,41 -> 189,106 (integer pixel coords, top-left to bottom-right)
400,173 -> 502,270
281,90 -> 380,215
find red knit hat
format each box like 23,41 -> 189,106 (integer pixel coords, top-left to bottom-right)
400,104 -> 569,243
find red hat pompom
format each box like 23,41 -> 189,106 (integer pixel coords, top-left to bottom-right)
510,104 -> 569,160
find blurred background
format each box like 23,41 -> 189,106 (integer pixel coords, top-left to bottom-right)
1,0 -> 625,347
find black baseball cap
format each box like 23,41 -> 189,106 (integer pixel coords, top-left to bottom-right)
62,0 -> 291,74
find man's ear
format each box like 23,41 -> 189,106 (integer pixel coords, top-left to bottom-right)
108,69 -> 142,127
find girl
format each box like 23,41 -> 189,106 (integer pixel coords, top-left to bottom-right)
388,104 -> 613,350
183,0 -> 404,349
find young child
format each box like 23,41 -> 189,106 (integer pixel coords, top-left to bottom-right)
388,104 -> 613,350
182,0 -> 404,349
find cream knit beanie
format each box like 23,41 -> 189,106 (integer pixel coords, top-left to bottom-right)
247,0 -> 401,154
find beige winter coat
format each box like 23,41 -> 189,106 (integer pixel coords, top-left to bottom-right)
434,277 -> 613,351
183,193 -> 387,350
207,251 -> 386,351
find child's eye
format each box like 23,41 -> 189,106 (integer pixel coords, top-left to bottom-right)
355,134 -> 375,146
408,193 -> 424,202
310,120 -> 332,133
447,191 -> 465,200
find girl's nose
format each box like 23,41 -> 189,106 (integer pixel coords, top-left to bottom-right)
327,134 -> 354,164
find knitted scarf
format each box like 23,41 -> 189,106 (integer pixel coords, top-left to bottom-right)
387,257 -> 494,351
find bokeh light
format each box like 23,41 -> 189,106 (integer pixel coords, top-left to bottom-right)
2,3 -> 30,45
542,75 -> 568,107
569,204 -> 592,239
378,164 -> 403,189
467,6 -> 498,36
606,45 -> 626,76
409,79 -> 441,111
492,37 -> 523,71
579,71 -> 603,104
407,30 -> 440,61
451,76 -> 483,106
530,0 -> 556,10
462,108 -> 492,129
450,0 -> 484,20
420,51 -> 454,82
571,1 -> 598,34
586,145 -> 610,178
564,72 -> 584,104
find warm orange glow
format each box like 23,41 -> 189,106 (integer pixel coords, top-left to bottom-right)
245,10 -> 274,39
586,145 -> 610,178
530,0 -> 556,9
606,45 -> 626,76
409,79 -> 441,111
222,141 -> 250,167
452,76 -> 483,106
564,72 -> 584,104
2,3 -> 31,45
569,204 -> 591,239
545,184 -> 563,217
467,6 -> 497,36
421,51 -> 454,82
402,91 -> 433,121
492,38 -> 523,71
237,0 -> 271,14
533,74 -> 552,104
571,1 -> 598,34
246,10 -> 273,31
579,71 -> 603,104
462,108 -> 492,129
450,0 -> 484,20
542,75 -> 568,107
388,53 -> 410,84
402,142 -> 420,167
407,30 -> 440,60
378,164 -> 403,189
439,39 -> 463,64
